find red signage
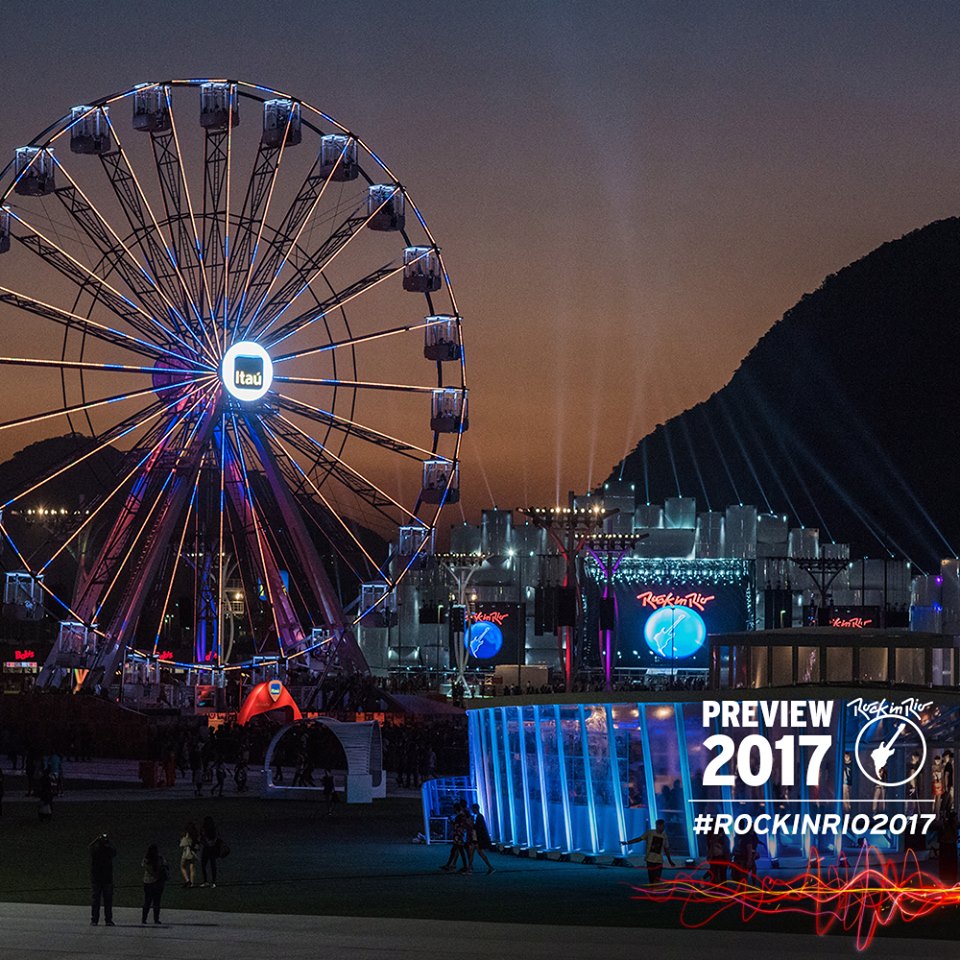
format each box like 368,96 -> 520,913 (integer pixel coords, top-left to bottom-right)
473,610 -> 509,626
156,650 -> 174,660
14,649 -> 35,661
829,617 -> 873,629
637,591 -> 716,613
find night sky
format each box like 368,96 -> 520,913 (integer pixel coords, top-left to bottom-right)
1,0 -> 958,524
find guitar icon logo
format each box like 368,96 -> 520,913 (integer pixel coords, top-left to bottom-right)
854,714 -> 926,788
869,723 -> 905,778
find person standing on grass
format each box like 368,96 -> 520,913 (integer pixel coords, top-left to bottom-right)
141,844 -> 168,924
200,815 -> 221,887
179,821 -> 199,887
623,818 -> 675,884
89,833 -> 116,926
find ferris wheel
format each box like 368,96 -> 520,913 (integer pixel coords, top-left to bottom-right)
0,79 -> 466,691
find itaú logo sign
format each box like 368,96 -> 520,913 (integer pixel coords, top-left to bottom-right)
637,590 -> 716,613
221,341 -> 273,402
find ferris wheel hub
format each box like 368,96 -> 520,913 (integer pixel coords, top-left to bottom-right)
221,340 -> 273,402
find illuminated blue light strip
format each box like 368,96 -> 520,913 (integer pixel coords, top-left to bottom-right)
487,709 -> 504,841
577,704 -> 599,855
553,704 -> 573,852
467,713 -> 486,801
638,704 -> 659,849
605,705 -> 628,850
674,706 -> 698,858
533,705 -> 552,850
500,707 -> 518,845
517,706 -> 533,848
476,710 -> 494,826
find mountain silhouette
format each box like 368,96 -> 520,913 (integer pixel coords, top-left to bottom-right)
608,217 -> 960,571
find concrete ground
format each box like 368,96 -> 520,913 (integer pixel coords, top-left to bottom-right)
1,902 -> 956,960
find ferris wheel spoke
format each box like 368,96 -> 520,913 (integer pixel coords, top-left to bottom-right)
166,88 -> 217,327
50,152 -> 195,341
244,197 -> 378,339
276,317 -> 442,359
39,383 -> 217,577
224,414 -> 287,648
232,145 -> 352,337
246,185 -> 409,341
1,383 -> 207,509
8,210 -> 208,359
264,410 -> 422,526
275,393 -> 434,460
225,141 -> 281,331
273,375 -> 435,394
149,88 -> 218,354
258,419 -> 389,575
263,260 -> 408,350
151,467 -> 201,654
100,110 -> 211,345
0,285 -> 208,366
88,392 -> 217,620
0,355 -> 208,377
214,413 -> 227,664
0,374 -> 215,435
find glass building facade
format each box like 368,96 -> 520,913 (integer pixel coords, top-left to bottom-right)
468,694 -> 960,860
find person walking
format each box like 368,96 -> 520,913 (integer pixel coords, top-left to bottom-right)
89,833 -> 116,926
190,745 -> 203,798
322,769 -> 336,815
211,757 -> 226,797
140,844 -> 168,924
200,815 -> 220,887
37,769 -> 54,822
179,821 -> 199,887
440,801 -> 469,872
468,802 -> 495,874
623,818 -> 675,884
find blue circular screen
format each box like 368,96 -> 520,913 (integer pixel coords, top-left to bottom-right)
643,606 -> 707,659
465,621 -> 503,659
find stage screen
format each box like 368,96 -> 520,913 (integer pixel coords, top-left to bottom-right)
452,602 -> 525,666
584,559 -> 752,669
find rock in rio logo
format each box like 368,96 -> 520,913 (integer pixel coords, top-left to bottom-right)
849,697 -> 931,788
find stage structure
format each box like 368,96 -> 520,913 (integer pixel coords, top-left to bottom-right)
521,495 -> 612,689
0,79 -> 466,695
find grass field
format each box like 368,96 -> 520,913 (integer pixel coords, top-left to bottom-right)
2,790 -> 959,943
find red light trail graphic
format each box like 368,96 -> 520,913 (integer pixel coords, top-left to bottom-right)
632,847 -> 957,951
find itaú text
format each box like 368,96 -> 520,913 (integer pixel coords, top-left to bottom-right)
702,700 -> 834,729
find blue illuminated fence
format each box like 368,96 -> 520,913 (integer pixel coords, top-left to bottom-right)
421,776 -> 477,844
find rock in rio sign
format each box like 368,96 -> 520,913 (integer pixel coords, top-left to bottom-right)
637,590 -> 716,613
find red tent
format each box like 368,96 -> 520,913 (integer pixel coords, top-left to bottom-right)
236,680 -> 303,726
